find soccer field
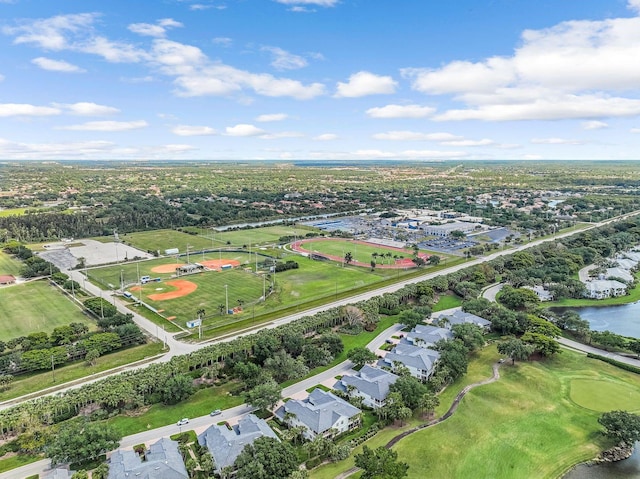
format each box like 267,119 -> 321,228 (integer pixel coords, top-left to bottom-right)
294,238 -> 421,265
0,281 -> 95,340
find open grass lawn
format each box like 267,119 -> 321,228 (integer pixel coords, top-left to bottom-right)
0,453 -> 41,473
118,229 -> 214,254
0,251 -> 21,276
432,293 -> 462,312
0,207 -> 27,217
311,348 -> 640,479
0,342 -> 165,402
106,381 -> 244,437
0,281 -> 95,340
201,225 -> 309,247
297,238 -> 422,265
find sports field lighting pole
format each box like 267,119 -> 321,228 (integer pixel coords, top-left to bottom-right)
225,284 -> 228,315
120,269 -> 124,293
136,262 -> 142,302
186,244 -> 191,265
263,274 -> 266,300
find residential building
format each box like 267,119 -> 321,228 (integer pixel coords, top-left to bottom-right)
198,414 -> 278,476
583,280 -> 628,299
437,310 -> 491,330
275,388 -> 361,440
334,365 -> 399,409
108,438 -> 187,479
524,285 -> 554,302
604,267 -> 634,283
405,324 -> 453,348
381,343 -> 440,381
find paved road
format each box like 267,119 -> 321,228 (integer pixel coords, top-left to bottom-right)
482,283 -> 504,302
0,323 -> 405,479
558,337 -> 640,367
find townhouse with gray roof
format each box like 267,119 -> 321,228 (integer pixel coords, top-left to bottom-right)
437,310 -> 491,330
198,414 -> 278,476
380,343 -> 440,381
108,437 -> 187,479
334,365 -> 399,409
405,324 -> 453,348
275,388 -> 361,440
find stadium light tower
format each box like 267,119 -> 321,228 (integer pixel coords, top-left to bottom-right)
225,284 -> 228,315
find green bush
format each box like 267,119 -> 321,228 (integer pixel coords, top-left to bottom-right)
587,353 -> 640,374
306,457 -> 322,469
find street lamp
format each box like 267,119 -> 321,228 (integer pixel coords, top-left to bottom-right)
225,284 -> 228,315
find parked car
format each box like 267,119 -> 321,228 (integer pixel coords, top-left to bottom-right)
210,409 -> 222,417
177,418 -> 189,426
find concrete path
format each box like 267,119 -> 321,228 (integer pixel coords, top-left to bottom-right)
558,337 -> 640,367
482,282 -> 504,302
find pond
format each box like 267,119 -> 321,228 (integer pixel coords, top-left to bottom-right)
563,444 -> 640,478
555,301 -> 640,339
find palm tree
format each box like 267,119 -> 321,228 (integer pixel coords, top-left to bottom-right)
218,304 -> 225,316
344,251 -> 353,264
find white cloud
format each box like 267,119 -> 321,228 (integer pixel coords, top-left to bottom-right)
335,71 -> 397,98
404,13 -> 640,121
582,120 -> 608,130
631,128 -> 640,133
0,103 -> 60,117
151,39 -> 326,99
260,131 -> 304,139
160,144 -> 197,153
372,131 -> 461,141
172,125 -> 216,136
31,57 -> 85,73
57,102 -> 120,116
224,124 -> 266,137
128,18 -> 182,38
522,154 -> 544,160
353,149 -> 467,159
366,104 -> 435,119
262,46 -> 307,70
4,13 -> 148,63
256,113 -> 288,122
313,133 -> 338,141
629,0 -> 640,14
530,137 -> 585,145
289,6 -> 315,12
57,120 -> 148,131
213,37 -> 232,47
440,138 -> 494,147
274,0 -> 338,6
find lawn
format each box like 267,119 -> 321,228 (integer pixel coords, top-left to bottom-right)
106,381 -> 244,437
117,229 -> 215,254
89,252 -> 417,329
0,207 -> 27,217
0,342 -> 165,402
311,348 -> 640,479
0,281 -> 95,340
0,453 -> 41,473
0,251 -> 21,276
295,238 -> 426,265
202,225 -> 311,247
432,293 -> 462,312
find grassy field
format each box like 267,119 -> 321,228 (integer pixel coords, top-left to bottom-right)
0,342 -> 165,402
432,293 -> 462,312
0,251 -> 21,276
106,381 -> 245,437
311,348 -> 640,479
0,208 -> 27,217
0,281 -> 95,340
88,252 -> 419,328
201,225 -> 310,247
296,238 -> 436,265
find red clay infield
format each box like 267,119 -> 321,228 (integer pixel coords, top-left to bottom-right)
200,259 -> 241,270
151,263 -> 185,273
148,280 -> 197,301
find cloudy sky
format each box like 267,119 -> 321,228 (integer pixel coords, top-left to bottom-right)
2,0 -> 640,160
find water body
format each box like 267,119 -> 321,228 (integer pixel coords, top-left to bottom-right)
563,445 -> 640,478
556,301 -> 640,339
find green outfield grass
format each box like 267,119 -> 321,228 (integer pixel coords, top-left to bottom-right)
311,349 -> 640,479
118,229 -> 213,254
0,281 -> 95,340
0,251 -> 22,276
297,238 -> 419,265
197,224 -> 311,247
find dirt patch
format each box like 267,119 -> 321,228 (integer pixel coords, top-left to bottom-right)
200,259 -> 241,270
148,280 -> 197,301
151,263 -> 185,273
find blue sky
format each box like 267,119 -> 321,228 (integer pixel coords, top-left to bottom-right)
1,0 -> 640,160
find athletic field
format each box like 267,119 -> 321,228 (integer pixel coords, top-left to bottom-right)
0,281 -> 94,340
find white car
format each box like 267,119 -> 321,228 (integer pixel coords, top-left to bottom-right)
177,418 -> 189,426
